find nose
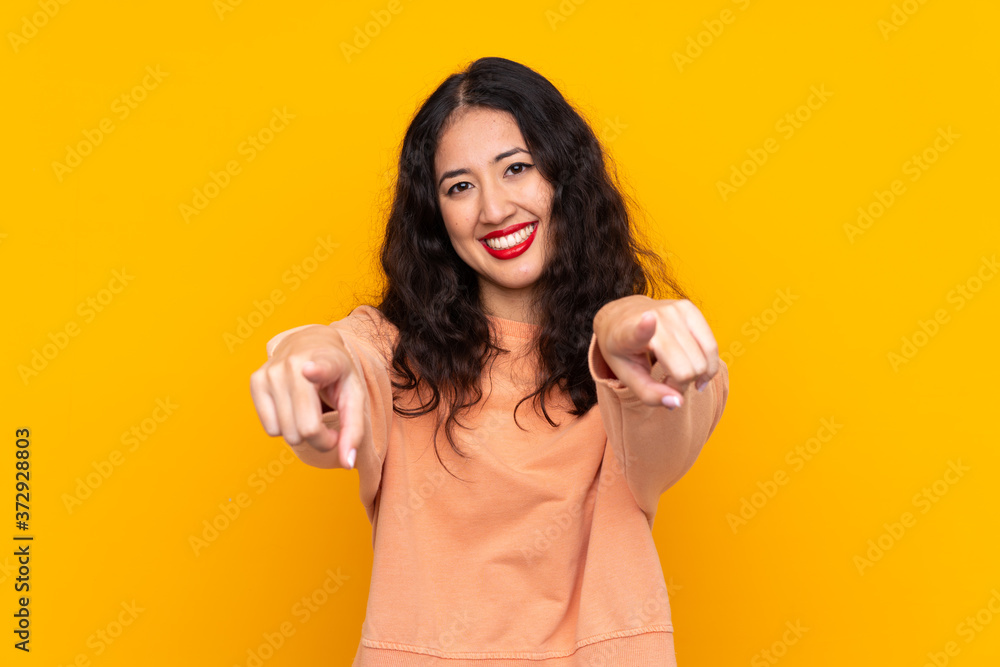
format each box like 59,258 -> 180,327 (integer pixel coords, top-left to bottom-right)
478,178 -> 517,226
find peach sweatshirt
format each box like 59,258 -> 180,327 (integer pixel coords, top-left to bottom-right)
267,305 -> 729,666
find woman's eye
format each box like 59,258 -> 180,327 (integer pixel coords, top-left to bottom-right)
507,162 -> 533,175
445,162 -> 534,195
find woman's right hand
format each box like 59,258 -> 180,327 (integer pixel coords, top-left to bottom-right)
249,324 -> 366,469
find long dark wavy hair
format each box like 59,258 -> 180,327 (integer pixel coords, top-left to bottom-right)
376,56 -> 690,478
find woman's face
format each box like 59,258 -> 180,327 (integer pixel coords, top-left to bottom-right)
434,107 -> 553,314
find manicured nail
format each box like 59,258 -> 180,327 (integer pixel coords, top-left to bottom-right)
662,395 -> 681,410
346,449 -> 356,469
697,379 -> 708,392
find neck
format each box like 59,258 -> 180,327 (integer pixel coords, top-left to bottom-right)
479,281 -> 540,326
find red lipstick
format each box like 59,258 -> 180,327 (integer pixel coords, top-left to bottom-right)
479,221 -> 538,260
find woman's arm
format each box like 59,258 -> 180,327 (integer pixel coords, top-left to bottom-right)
265,324 -> 324,359
253,324 -> 366,469
251,306 -> 396,522
590,296 -> 730,522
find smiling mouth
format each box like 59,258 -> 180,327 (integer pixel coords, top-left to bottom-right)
480,222 -> 538,250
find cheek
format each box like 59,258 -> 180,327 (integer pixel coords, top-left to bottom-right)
438,206 -> 477,258
442,201 -> 476,233
443,224 -> 465,254
438,202 -> 459,238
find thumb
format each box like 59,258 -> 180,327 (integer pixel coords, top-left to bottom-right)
304,353 -> 365,469
611,311 -> 685,409
300,350 -> 351,388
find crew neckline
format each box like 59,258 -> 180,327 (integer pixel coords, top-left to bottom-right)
485,314 -> 539,340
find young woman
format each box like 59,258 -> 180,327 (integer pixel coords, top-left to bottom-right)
251,56 -> 729,666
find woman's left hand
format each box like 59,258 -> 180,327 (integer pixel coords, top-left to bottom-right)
592,295 -> 721,409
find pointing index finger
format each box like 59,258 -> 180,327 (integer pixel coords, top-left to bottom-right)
336,370 -> 367,469
295,358 -> 339,453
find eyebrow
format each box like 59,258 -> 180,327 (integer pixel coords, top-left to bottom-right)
437,147 -> 531,188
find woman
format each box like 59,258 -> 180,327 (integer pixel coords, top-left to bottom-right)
251,56 -> 729,666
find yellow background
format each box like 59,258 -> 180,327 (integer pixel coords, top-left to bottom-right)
2,0 -> 998,665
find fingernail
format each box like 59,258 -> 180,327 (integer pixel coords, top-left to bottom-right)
346,448 -> 356,469
697,379 -> 708,392
661,395 -> 681,410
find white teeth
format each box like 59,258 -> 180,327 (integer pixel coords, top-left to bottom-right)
484,223 -> 537,250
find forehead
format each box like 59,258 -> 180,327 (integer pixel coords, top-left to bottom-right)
435,108 -> 526,171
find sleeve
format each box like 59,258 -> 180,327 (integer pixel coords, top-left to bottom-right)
587,332 -> 729,523
264,305 -> 396,525
266,324 -> 322,358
